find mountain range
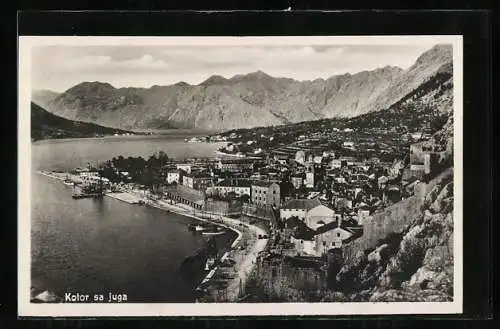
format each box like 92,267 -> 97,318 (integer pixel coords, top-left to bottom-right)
31,102 -> 133,141
32,44 -> 453,132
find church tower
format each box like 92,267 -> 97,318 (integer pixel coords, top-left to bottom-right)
305,162 -> 315,188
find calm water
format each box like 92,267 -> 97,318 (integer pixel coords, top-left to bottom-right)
31,134 -> 235,302
32,134 -> 226,171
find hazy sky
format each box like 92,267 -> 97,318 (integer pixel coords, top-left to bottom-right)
31,44 -> 437,92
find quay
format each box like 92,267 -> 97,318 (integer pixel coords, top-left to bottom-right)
37,170 -> 269,302
105,192 -> 144,204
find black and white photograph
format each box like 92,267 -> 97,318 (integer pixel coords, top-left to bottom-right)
18,35 -> 463,316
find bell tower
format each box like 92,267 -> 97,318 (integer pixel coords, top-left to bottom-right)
305,162 -> 315,188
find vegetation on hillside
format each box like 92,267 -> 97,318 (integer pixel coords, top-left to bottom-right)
216,70 -> 453,144
31,102 -> 134,141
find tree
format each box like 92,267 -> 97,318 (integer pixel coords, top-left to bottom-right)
240,194 -> 251,203
430,114 -> 449,133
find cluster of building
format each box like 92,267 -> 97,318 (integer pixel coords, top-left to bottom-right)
83,124 -> 443,262
149,136 -> 442,258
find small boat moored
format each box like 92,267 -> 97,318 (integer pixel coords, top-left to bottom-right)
204,257 -> 216,271
201,230 -> 226,236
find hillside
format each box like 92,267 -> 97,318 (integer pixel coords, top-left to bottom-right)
34,44 -> 453,131
327,169 -> 454,302
31,102 -> 134,141
32,89 -> 61,106
214,59 -> 453,148
322,118 -> 454,302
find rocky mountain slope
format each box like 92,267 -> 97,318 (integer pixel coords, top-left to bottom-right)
32,89 -> 61,106
33,44 -> 453,131
325,168 -> 454,302
31,102 -> 133,141
323,118 -> 454,302
217,63 -> 453,148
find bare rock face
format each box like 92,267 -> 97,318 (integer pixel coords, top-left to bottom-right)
334,157 -> 454,302
430,182 -> 453,213
367,244 -> 390,264
367,44 -> 453,116
34,44 -> 453,131
369,287 -> 451,302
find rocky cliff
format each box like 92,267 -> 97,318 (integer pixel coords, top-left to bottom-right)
326,168 -> 454,302
323,119 -> 455,302
33,44 -> 453,131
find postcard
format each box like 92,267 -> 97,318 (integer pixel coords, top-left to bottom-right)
18,35 -> 463,316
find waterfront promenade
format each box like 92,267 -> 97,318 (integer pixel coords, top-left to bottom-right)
122,188 -> 269,301
37,170 -> 269,302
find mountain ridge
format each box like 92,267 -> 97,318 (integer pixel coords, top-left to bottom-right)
31,102 -> 134,141
33,44 -> 453,131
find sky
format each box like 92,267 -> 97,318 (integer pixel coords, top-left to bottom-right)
31,43 -> 438,93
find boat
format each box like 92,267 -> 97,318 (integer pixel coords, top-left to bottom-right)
63,175 -> 74,186
194,224 -> 207,231
201,226 -> 226,236
186,137 -> 201,143
31,290 -> 60,303
202,230 -> 226,236
204,257 -> 216,271
72,192 -> 104,199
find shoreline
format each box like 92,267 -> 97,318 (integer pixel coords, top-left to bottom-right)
36,170 -> 267,302
214,150 -> 262,160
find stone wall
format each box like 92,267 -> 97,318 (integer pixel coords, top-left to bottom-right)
242,204 -> 275,221
342,184 -> 427,262
249,258 -> 327,301
204,199 -> 242,216
342,167 -> 452,263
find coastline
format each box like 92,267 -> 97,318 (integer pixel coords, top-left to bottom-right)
214,150 -> 262,160
118,188 -> 268,301
36,170 -> 268,302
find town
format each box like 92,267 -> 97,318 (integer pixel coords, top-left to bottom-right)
45,111 -> 451,303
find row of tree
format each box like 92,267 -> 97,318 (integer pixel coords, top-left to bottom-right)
98,151 -> 170,191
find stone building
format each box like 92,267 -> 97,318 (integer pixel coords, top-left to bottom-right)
280,198 -> 322,222
251,181 -> 281,207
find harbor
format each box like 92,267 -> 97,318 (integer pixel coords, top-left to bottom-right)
35,169 -> 268,302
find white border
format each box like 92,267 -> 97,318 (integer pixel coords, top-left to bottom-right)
18,35 -> 463,317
